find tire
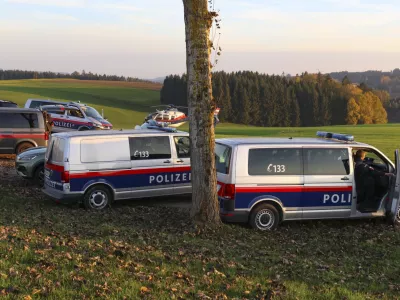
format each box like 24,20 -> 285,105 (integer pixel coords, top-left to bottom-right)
79,127 -> 89,131
16,142 -> 34,154
249,203 -> 280,231
395,207 -> 400,226
83,185 -> 112,210
33,165 -> 45,187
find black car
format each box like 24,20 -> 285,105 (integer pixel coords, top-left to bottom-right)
0,100 -> 18,107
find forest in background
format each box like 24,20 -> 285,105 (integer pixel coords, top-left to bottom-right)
0,69 -> 150,83
329,69 -> 400,99
161,71 -> 390,127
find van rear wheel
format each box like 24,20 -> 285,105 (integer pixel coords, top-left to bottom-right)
84,186 -> 112,210
249,204 -> 280,231
395,207 -> 400,226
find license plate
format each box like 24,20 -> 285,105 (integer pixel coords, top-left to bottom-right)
45,178 -> 56,188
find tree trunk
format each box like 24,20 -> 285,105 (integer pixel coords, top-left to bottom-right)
182,0 -> 221,227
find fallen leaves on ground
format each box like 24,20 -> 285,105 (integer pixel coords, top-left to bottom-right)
0,158 -> 399,299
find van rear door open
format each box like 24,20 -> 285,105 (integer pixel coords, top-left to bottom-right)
387,149 -> 400,224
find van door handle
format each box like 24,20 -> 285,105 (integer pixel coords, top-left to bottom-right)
164,160 -> 171,163
341,177 -> 349,181
177,159 -> 184,163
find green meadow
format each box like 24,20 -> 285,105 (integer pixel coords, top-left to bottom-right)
1,79 -> 399,158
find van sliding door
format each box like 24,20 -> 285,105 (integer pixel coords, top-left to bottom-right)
302,147 -> 352,219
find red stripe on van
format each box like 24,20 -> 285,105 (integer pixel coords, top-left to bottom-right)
236,186 -> 352,193
236,186 -> 303,193
45,163 -> 64,172
70,166 -> 191,179
304,186 -> 352,192
0,134 -> 45,139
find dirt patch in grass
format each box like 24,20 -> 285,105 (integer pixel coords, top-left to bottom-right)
0,158 -> 400,299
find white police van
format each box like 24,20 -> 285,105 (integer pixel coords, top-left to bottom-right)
216,132 -> 400,230
42,126 -> 190,209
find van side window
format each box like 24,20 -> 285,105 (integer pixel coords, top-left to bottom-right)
30,101 -> 46,108
67,109 -> 84,118
129,136 -> 171,160
0,113 -> 39,128
174,136 -> 190,158
304,148 -> 350,175
248,148 -> 302,175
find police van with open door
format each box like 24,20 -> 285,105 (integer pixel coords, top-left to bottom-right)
216,132 -> 400,230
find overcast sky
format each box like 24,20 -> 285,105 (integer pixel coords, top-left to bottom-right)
1,0 -> 399,78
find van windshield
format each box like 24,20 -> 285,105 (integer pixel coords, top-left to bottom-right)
82,106 -> 102,120
215,143 -> 232,174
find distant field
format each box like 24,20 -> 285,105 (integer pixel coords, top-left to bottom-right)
0,79 -> 162,129
1,79 -> 399,158
182,123 -> 400,159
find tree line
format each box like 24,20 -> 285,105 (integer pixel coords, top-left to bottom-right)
330,69 -> 400,99
160,71 -> 389,127
0,69 -> 150,83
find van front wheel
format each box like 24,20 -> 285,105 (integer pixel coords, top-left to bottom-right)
249,204 -> 280,231
84,186 -> 112,210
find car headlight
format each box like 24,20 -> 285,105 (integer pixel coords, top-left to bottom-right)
93,123 -> 103,129
18,155 -> 37,161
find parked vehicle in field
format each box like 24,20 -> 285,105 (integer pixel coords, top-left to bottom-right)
216,132 -> 400,230
43,127 -> 190,209
40,104 -> 110,132
25,98 -> 64,109
0,108 -> 49,154
15,146 -> 46,186
0,100 -> 18,107
25,99 -> 113,130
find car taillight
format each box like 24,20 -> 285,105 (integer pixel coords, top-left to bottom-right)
44,132 -> 49,141
61,171 -> 70,183
220,183 -> 235,200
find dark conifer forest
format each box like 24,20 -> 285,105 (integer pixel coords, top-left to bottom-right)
161,71 -> 390,126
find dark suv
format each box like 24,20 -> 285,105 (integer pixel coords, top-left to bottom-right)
0,108 -> 49,154
0,100 -> 18,108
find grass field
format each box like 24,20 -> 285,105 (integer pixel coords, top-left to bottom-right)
1,79 -> 400,299
0,79 -> 162,129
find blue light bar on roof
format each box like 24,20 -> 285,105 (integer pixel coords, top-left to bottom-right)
316,131 -> 354,142
146,126 -> 177,133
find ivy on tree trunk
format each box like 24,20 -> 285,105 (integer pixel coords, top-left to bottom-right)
182,0 -> 221,227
